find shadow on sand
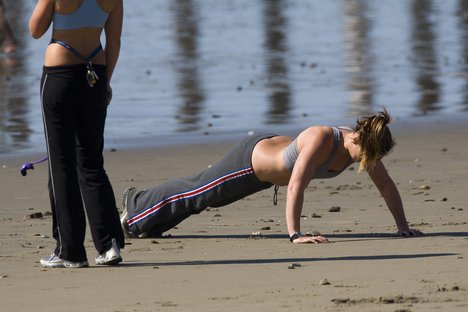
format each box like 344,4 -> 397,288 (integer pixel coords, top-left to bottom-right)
118,252 -> 457,268
109,231 -> 465,268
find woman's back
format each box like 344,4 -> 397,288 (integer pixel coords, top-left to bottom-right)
252,135 -> 293,186
35,0 -> 120,66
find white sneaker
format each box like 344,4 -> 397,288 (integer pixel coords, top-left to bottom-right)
95,238 -> 122,265
40,254 -> 89,268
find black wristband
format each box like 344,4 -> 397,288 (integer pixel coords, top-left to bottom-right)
289,231 -> 303,242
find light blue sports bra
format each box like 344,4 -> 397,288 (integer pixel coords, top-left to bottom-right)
283,126 -> 354,179
53,0 -> 108,31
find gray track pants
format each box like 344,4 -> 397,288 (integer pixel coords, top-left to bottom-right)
125,134 -> 275,236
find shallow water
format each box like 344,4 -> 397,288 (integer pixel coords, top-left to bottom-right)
1,0 -> 468,155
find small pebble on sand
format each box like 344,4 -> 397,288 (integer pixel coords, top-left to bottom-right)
25,212 -> 43,219
319,278 -> 331,285
288,263 -> 301,269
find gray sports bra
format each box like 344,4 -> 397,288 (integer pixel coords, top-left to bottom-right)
53,0 -> 108,31
283,126 -> 354,179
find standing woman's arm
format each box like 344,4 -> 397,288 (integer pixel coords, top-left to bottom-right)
104,0 -> 123,83
29,0 -> 54,39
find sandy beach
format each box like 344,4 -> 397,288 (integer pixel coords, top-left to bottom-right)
0,116 -> 467,312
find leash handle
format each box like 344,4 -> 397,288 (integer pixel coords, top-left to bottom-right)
20,156 -> 48,176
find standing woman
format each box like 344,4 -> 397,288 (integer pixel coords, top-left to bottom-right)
29,0 -> 124,268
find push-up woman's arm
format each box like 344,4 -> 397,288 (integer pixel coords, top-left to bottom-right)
285,127 -> 333,244
368,160 -> 423,236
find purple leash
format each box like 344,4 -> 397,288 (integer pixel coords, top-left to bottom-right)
20,156 -> 48,176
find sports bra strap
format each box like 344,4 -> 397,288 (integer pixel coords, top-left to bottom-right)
324,127 -> 341,163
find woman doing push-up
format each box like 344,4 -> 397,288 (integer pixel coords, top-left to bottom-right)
120,110 -> 422,243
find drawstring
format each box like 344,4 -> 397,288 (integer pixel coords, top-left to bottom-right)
273,185 -> 279,205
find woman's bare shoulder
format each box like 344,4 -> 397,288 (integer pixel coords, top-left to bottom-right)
97,0 -> 121,13
295,126 -> 334,153
299,126 -> 334,140
54,0 -> 80,14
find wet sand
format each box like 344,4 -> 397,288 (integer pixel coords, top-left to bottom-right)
0,117 -> 467,312
4,0 -> 468,155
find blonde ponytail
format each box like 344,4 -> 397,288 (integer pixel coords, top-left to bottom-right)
354,109 -> 395,172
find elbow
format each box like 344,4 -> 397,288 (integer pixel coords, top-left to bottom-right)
287,181 -> 306,196
29,20 -> 50,39
30,32 -> 42,39
106,38 -> 121,51
29,25 -> 43,39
